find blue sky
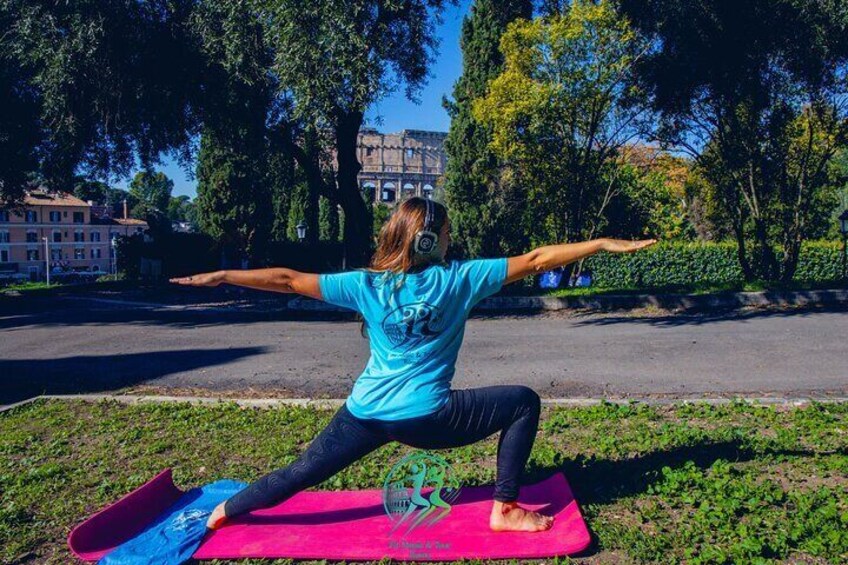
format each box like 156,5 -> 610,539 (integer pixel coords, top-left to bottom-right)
125,0 -> 472,199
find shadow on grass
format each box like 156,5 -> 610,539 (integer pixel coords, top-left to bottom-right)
521,439 -> 837,558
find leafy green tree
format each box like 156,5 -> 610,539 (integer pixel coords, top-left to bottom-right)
4,0 -> 203,191
196,126 -> 274,264
286,181 -> 311,242
604,151 -> 696,242
267,145 -> 297,242
681,167 -> 733,242
4,1 -> 449,266
72,179 -> 112,205
442,0 -> 532,257
253,0 -> 453,266
371,202 -> 393,241
71,178 -> 133,219
620,0 -> 848,281
0,28 -> 39,206
319,196 -> 340,242
191,1 -> 279,263
167,195 -> 196,224
826,148 -> 848,239
128,171 -> 174,217
473,0 -> 652,247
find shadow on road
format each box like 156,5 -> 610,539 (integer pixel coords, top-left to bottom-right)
569,303 -> 847,328
0,297 -> 357,331
0,347 -> 265,404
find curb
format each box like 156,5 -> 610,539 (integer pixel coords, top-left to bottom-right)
3,393 -> 846,414
475,288 -> 848,312
56,288 -> 848,314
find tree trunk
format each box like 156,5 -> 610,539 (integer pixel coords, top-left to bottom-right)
781,238 -> 802,283
751,217 -> 779,281
301,128 -> 322,245
733,219 -> 754,282
334,110 -> 373,268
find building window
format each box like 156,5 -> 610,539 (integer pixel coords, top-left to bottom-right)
0,248 -> 8,262
91,248 -> 102,259
0,231 -> 9,243
27,231 -> 38,243
25,210 -> 37,223
90,231 -> 101,242
73,211 -> 84,223
74,248 -> 85,260
49,211 -> 61,222
0,210 -> 9,222
365,147 -> 373,156
26,249 -> 39,261
50,248 -> 62,261
136,227 -> 143,233
74,230 -> 84,242
381,183 -> 396,202
52,231 -> 62,243
406,148 -> 414,159
362,182 -> 376,201
110,231 -> 119,240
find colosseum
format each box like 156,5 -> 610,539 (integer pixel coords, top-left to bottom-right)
355,128 -> 447,205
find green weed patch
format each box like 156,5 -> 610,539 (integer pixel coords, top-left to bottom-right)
1,399 -> 845,564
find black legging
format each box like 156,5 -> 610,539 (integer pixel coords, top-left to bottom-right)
223,385 -> 541,519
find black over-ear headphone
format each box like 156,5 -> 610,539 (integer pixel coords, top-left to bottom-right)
413,198 -> 439,256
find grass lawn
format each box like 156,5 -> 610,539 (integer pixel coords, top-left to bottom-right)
536,280 -> 848,299
0,277 -> 124,297
1,399 -> 846,564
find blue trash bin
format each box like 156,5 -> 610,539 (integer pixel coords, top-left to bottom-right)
539,267 -> 564,289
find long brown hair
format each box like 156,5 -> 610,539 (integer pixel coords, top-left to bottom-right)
355,196 -> 449,338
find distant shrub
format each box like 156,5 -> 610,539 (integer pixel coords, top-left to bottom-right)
583,240 -> 843,288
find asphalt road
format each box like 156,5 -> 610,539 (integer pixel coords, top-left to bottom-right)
1,296 -> 846,405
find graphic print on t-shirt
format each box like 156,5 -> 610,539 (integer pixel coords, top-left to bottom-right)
381,302 -> 446,353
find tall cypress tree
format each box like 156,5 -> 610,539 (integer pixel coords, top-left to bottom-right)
319,195 -> 341,242
442,0 -> 533,258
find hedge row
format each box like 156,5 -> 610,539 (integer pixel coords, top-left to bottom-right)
582,240 -> 845,288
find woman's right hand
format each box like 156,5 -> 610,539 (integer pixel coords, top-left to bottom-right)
601,238 -> 658,254
169,271 -> 225,287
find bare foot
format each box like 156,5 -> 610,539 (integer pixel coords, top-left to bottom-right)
489,501 -> 554,532
206,501 -> 228,530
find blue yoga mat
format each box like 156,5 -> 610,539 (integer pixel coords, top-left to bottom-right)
97,479 -> 247,565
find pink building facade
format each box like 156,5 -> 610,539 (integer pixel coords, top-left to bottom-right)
0,190 -> 148,282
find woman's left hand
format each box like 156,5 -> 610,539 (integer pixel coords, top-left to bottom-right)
601,238 -> 658,254
169,271 -> 224,287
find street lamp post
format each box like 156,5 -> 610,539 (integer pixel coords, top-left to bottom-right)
111,237 -> 118,281
42,237 -> 50,286
296,220 -> 307,242
839,210 -> 848,280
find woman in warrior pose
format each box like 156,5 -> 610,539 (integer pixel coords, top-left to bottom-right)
170,197 -> 656,533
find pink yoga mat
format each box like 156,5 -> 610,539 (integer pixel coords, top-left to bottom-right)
69,468 -> 592,562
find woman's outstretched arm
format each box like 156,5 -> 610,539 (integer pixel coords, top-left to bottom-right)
169,268 -> 322,300
504,238 -> 657,285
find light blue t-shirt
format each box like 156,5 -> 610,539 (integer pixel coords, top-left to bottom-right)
318,257 -> 509,421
